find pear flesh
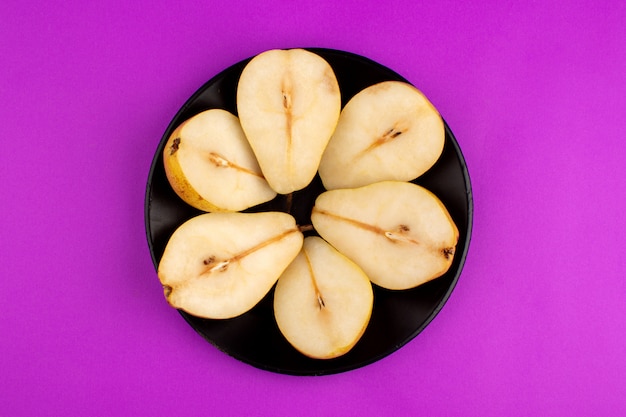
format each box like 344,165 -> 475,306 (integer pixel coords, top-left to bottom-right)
163,109 -> 277,212
273,236 -> 374,359
236,48 -> 341,194
158,212 -> 303,319
318,81 -> 445,190
311,181 -> 459,290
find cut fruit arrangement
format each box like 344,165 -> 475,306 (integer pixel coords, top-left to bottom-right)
152,48 -> 466,363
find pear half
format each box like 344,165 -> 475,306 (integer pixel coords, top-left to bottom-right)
236,48 -> 341,194
163,109 -> 277,212
311,181 -> 459,290
158,212 -> 303,319
273,236 -> 374,359
318,81 -> 445,190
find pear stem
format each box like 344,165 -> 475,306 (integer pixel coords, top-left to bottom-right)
285,192 -> 293,213
303,249 -> 326,310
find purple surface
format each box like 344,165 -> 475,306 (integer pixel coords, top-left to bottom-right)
1,1 -> 624,415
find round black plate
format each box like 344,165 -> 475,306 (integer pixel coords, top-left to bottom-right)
145,48 -> 473,376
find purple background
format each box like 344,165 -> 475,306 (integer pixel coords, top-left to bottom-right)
2,1 -> 625,415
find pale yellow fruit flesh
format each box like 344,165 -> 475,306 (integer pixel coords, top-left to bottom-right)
163,109 -> 277,212
273,236 -> 373,359
318,81 -> 445,190
236,48 -> 341,194
158,212 -> 303,319
311,181 -> 459,290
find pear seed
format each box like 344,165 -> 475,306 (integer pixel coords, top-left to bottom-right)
208,153 -> 230,167
317,293 -> 326,310
210,260 -> 230,272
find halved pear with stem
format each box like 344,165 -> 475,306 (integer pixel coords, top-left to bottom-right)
158,211 -> 303,319
163,109 -> 277,212
311,181 -> 458,290
236,48 -> 341,194
318,81 -> 445,190
273,236 -> 373,359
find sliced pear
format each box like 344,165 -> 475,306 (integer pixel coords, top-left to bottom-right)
163,109 -> 277,212
318,81 -> 445,190
236,48 -> 341,194
158,212 -> 303,319
273,236 -> 373,359
311,181 -> 458,290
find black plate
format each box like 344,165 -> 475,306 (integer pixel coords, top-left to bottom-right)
145,48 -> 473,376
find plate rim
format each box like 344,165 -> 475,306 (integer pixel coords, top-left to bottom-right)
144,47 -> 473,376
